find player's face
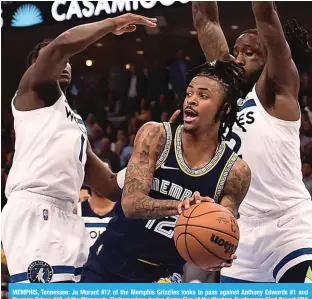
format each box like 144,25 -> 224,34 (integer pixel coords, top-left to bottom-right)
183,76 -> 226,133
58,62 -> 72,88
233,33 -> 265,82
37,47 -> 72,87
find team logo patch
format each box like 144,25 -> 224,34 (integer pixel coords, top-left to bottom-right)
27,260 -> 53,283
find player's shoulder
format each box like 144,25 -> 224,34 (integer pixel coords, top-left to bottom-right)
227,158 -> 251,185
135,121 -> 166,143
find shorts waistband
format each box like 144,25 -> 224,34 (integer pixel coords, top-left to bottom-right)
8,190 -> 75,213
239,199 -> 310,224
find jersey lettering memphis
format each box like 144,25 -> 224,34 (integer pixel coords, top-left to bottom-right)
11,4 -> 43,27
151,177 -> 193,201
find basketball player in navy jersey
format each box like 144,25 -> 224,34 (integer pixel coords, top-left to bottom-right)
80,60 -> 251,283
192,1 -> 312,283
1,13 -> 157,283
75,162 -> 115,246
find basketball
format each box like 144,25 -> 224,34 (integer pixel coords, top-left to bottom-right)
174,202 -> 240,269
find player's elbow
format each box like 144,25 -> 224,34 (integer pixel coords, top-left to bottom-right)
121,196 -> 136,219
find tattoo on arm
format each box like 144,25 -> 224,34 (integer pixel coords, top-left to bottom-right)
220,159 -> 251,218
122,122 -> 179,219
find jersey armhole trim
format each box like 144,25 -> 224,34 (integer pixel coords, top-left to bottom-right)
214,152 -> 238,203
11,91 -> 66,118
155,122 -> 172,170
253,84 -> 301,128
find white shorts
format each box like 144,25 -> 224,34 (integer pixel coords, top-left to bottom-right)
221,199 -> 312,282
1,191 -> 92,283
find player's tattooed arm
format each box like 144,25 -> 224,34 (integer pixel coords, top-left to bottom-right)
219,159 -> 251,218
122,122 -> 180,219
192,1 -> 233,62
85,142 -> 121,202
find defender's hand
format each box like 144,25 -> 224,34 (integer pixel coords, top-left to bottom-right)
112,13 -> 157,35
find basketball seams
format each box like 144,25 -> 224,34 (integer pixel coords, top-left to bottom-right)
175,224 -> 239,241
184,203 -> 202,268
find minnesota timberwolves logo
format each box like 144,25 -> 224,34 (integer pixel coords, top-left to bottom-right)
27,260 -> 53,283
11,4 -> 43,27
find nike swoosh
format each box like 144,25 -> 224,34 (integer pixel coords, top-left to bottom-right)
160,164 -> 179,170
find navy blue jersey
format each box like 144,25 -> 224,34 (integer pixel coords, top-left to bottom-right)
94,123 -> 238,271
77,200 -> 115,244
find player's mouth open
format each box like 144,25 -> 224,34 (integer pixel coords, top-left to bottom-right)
184,108 -> 198,122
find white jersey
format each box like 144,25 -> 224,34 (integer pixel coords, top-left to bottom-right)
226,85 -> 310,216
76,200 -> 113,245
5,92 -> 88,208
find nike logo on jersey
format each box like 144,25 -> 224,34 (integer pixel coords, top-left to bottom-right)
160,163 -> 179,170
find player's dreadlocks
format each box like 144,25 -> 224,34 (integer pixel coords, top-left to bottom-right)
285,19 -> 312,73
178,60 -> 246,140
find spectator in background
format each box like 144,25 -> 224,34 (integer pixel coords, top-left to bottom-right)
128,116 -> 139,136
135,98 -> 152,125
127,64 -> 140,116
169,49 -> 188,102
85,113 -> 96,138
120,134 -> 135,168
304,94 -> 312,124
104,122 -> 117,143
99,137 -> 120,173
90,123 -> 104,155
300,111 -> 312,153
160,111 -> 170,122
302,158 -> 312,195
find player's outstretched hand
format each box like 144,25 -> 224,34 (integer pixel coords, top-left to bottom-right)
169,109 -> 181,124
112,13 -> 157,35
205,254 -> 237,272
177,191 -> 215,214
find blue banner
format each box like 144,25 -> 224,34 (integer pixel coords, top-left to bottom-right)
9,283 -> 311,299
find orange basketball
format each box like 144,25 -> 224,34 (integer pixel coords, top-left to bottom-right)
174,202 -> 239,269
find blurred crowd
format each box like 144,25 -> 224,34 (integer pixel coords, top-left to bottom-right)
2,44 -> 312,214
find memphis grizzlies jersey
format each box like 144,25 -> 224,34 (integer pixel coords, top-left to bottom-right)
5,92 -> 88,207
76,200 -> 114,245
226,85 -> 310,217
103,122 -> 238,268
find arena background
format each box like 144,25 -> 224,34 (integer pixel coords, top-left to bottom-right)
1,0 -> 312,291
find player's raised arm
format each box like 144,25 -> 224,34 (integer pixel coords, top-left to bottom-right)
121,122 -> 182,219
18,14 -> 157,97
252,2 -> 299,118
219,159 -> 251,218
192,1 -> 232,62
84,142 -> 121,202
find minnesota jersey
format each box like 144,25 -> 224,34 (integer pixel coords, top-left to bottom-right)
76,200 -> 114,245
98,122 -> 238,269
5,93 -> 88,208
226,85 -> 310,216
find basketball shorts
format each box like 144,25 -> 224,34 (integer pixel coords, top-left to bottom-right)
80,235 -> 182,283
1,191 -> 92,283
221,199 -> 312,282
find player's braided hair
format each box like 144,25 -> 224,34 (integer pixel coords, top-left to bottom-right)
180,60 -> 246,140
285,19 -> 312,72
